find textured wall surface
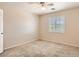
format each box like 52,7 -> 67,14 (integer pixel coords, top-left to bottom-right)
39,8 -> 79,47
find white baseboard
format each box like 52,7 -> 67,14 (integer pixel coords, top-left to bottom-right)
41,37 -> 79,47
0,50 -> 3,54
4,39 -> 37,50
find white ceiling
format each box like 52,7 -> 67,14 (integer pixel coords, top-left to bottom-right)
0,2 -> 79,15
27,2 -> 79,15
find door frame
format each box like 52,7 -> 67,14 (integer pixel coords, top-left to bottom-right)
0,9 -> 3,53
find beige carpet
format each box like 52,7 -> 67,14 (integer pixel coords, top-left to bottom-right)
0,40 -> 79,57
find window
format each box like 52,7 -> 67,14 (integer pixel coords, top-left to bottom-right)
48,16 -> 65,33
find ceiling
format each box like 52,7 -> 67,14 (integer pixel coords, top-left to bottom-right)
0,2 -> 79,15
27,2 -> 79,15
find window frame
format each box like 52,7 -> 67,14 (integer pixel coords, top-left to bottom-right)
48,16 -> 65,33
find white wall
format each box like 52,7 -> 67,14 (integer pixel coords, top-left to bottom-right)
0,2 -> 39,49
40,7 -> 79,47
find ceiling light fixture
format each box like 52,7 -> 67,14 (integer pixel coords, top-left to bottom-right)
40,2 -> 55,10
28,2 -> 55,10
51,8 -> 55,10
40,2 -> 46,10
41,7 -> 46,10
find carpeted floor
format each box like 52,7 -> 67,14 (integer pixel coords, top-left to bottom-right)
0,40 -> 79,57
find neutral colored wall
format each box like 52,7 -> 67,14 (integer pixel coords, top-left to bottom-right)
0,3 -> 39,49
39,7 -> 79,47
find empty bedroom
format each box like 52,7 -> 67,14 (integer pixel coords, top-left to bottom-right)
0,2 -> 79,57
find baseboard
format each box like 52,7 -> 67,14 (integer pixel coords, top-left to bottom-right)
0,50 -> 3,54
4,39 -> 37,50
41,37 -> 79,48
